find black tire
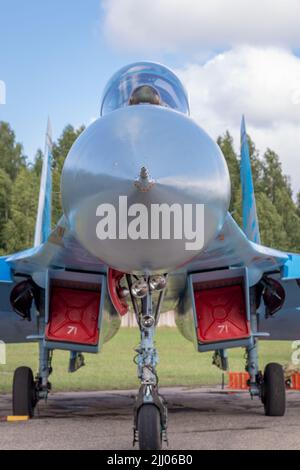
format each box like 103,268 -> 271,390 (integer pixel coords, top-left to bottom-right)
138,405 -> 162,450
263,363 -> 286,417
13,367 -> 37,418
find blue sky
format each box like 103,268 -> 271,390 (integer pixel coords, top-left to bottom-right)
1,0 -> 300,193
0,0 -> 162,158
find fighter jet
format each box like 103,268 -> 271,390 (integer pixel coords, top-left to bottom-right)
1,62 -> 300,450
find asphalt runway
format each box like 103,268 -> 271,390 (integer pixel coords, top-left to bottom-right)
0,387 -> 300,450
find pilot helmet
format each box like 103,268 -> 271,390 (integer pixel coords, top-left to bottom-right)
101,61 -> 190,116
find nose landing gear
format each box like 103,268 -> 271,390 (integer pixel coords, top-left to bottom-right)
134,385 -> 168,450
129,275 -> 168,450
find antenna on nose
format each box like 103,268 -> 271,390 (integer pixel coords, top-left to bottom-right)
135,167 -> 155,193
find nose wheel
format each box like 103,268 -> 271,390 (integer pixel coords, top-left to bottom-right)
134,386 -> 168,450
138,405 -> 162,450
134,385 -> 167,450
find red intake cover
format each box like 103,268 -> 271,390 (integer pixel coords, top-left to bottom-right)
194,284 -> 250,343
45,287 -> 100,346
107,268 -> 129,316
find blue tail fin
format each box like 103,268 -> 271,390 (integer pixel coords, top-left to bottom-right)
34,118 -> 53,247
240,116 -> 261,244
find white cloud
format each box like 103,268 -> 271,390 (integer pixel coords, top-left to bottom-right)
175,46 -> 300,194
101,1 -> 300,193
103,0 -> 300,52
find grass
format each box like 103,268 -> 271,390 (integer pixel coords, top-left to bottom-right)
0,328 -> 295,393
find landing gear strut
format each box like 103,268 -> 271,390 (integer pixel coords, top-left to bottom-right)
130,275 -> 168,450
12,346 -> 53,418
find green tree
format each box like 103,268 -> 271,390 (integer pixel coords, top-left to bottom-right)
261,149 -> 300,251
273,187 -> 300,252
0,122 -> 26,180
296,192 -> 300,218
52,125 -> 85,225
0,169 -> 12,254
2,167 -> 39,252
217,132 -> 240,212
256,192 -> 288,250
262,149 -> 292,203
33,149 -> 43,179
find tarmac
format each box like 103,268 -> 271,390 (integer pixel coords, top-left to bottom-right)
0,387 -> 300,450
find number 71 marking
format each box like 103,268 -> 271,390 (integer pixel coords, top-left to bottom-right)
218,324 -> 229,334
67,326 -> 78,336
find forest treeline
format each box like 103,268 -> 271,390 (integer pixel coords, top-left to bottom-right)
0,121 -> 300,256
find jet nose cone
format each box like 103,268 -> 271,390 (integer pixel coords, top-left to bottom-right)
61,105 -> 231,273
135,167 -> 155,193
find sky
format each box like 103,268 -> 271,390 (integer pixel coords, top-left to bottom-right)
0,0 -> 300,193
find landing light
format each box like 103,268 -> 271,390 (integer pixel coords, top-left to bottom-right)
131,280 -> 149,299
141,315 -> 155,328
149,276 -> 167,292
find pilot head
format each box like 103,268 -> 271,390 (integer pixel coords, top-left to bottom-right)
129,85 -> 162,106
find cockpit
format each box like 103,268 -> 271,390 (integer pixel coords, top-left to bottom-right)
100,62 -> 190,116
